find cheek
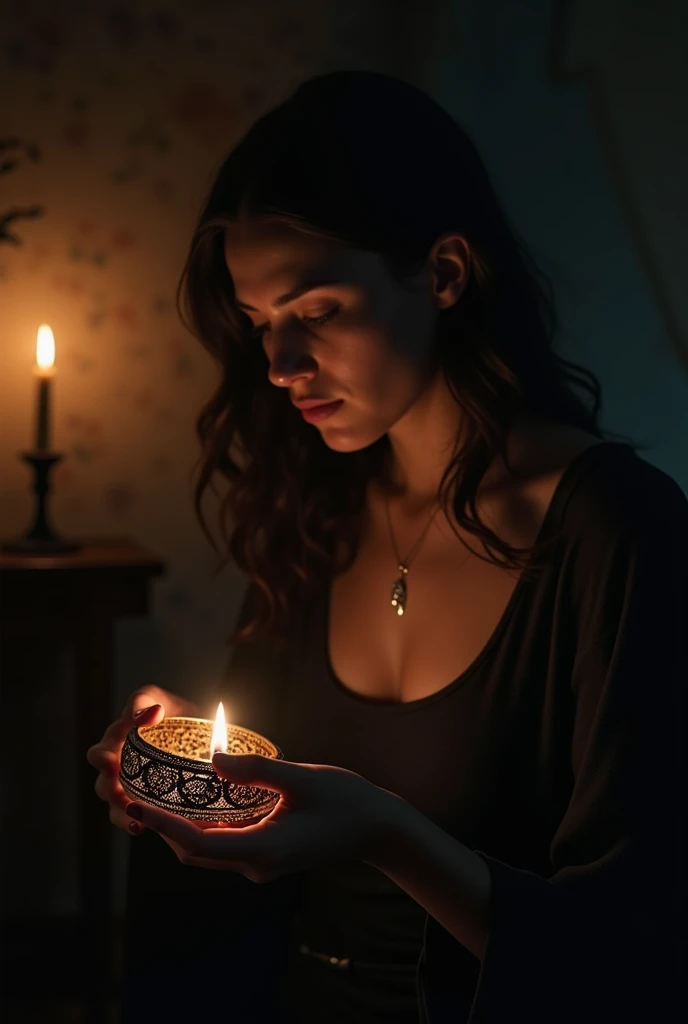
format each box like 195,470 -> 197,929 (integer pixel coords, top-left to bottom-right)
314,291 -> 436,453
388,292 -> 438,369
334,330 -> 419,409
351,310 -> 434,399
330,282 -> 434,393
316,331 -> 429,453
358,288 -> 437,394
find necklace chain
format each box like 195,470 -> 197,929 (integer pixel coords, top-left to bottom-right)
385,496 -> 441,617
385,497 -> 441,569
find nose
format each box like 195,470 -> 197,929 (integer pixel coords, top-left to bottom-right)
266,328 -> 317,389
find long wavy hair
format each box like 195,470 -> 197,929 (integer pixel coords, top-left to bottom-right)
177,70 -> 637,645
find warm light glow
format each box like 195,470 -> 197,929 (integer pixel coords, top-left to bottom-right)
210,701 -> 228,757
36,324 -> 55,370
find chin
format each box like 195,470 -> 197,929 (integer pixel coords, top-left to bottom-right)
316,419 -> 388,454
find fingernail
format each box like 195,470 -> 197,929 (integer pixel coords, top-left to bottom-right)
128,821 -> 142,835
126,803 -> 143,821
134,704 -> 159,718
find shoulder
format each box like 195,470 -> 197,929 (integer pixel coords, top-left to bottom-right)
490,421 -> 686,553
554,442 -> 688,546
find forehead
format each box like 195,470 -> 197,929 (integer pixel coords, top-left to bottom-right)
224,219 -> 380,301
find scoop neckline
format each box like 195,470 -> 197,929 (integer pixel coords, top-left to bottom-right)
321,440 -> 630,714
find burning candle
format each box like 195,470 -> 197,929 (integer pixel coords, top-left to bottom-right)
34,324 -> 55,451
119,699 -> 283,822
211,701 -> 228,756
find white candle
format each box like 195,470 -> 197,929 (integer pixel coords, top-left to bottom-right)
34,324 -> 55,451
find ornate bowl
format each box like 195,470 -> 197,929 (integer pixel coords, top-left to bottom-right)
119,716 -> 283,823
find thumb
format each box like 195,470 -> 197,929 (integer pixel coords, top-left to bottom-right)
212,752 -> 298,794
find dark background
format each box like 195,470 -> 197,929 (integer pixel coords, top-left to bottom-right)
1,1 -> 686,1021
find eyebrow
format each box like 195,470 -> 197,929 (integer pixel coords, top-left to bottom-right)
234,279 -> 341,313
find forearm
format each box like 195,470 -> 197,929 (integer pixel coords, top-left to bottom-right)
367,796 -> 492,963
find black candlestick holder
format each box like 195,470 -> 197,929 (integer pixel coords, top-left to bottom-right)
1,451 -> 81,555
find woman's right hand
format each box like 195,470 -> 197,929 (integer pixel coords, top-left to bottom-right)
86,686 -> 200,834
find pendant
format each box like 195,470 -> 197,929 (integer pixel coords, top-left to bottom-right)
390,564 -> 409,617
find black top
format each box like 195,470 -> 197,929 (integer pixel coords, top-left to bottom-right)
122,440 -> 687,1024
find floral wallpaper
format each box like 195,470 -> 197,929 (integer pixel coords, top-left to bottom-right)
0,0 -> 334,707
0,0 -> 418,917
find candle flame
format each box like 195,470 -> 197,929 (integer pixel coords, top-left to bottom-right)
210,701 -> 228,757
36,324 -> 55,370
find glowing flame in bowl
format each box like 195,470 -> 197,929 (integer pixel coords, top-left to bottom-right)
210,701 -> 228,758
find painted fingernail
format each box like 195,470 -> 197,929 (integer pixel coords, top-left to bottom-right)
128,821 -> 141,835
134,704 -> 158,718
126,803 -> 143,820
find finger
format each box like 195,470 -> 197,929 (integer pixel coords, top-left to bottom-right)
88,703 -> 164,780
94,772 -> 127,805
193,815 -> 266,830
110,804 -> 145,833
95,778 -> 135,819
124,686 -> 201,721
220,816 -> 266,829
98,701 -> 163,754
87,747 -> 120,777
125,802 -> 205,853
211,753 -> 302,795
121,686 -> 170,718
125,802 -> 262,860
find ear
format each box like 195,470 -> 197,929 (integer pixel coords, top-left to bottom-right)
427,232 -> 471,312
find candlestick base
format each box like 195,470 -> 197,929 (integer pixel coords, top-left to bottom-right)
1,536 -> 81,554
0,451 -> 81,556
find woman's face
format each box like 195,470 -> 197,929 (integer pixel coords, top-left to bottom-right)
224,218 -> 463,454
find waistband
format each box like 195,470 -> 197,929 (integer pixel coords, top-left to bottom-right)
297,940 -> 421,974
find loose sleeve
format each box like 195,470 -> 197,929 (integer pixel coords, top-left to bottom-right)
418,466 -> 688,1024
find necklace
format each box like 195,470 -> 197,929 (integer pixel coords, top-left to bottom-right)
385,496 -> 442,617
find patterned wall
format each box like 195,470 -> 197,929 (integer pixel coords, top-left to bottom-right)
0,0 -> 334,709
0,0 -> 425,917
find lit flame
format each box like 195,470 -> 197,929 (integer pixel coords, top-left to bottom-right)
210,701 -> 228,757
36,324 -> 55,370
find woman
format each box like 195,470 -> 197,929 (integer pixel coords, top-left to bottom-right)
87,70 -> 686,1023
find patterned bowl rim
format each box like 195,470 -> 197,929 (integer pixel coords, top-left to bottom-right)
123,716 -> 284,774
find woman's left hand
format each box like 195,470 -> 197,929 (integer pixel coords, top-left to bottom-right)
125,753 -> 409,882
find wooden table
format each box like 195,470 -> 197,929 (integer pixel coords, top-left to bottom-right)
0,538 -> 166,1023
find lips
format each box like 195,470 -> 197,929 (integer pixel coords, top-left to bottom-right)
297,399 -> 343,424
291,398 -> 338,409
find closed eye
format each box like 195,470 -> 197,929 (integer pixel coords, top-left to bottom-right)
249,307 -> 341,343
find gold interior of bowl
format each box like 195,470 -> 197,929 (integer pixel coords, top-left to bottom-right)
119,717 -> 282,821
137,717 -> 279,762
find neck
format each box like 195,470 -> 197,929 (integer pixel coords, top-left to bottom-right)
382,371 -> 464,510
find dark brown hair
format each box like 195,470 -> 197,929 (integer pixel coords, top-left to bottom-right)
177,70 -> 637,645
